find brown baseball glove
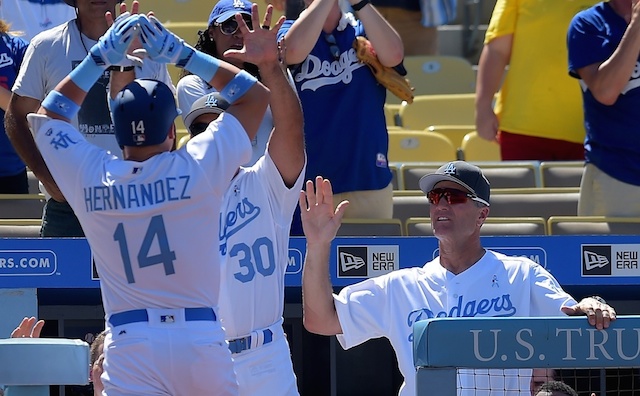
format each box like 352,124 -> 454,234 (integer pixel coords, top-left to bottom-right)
353,36 -> 414,104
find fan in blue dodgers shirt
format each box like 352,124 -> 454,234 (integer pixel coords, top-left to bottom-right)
27,13 -> 270,395
298,162 -> 616,396
278,0 -> 404,235
567,0 -> 640,217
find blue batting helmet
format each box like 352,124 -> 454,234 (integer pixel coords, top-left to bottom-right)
112,79 -> 179,147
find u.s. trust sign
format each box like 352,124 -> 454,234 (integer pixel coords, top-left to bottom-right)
413,316 -> 640,369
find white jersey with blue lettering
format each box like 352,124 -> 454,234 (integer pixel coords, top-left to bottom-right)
334,250 -> 577,396
29,112 -> 251,316
218,151 -> 304,396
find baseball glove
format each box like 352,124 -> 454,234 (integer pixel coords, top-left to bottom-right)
353,36 -> 414,104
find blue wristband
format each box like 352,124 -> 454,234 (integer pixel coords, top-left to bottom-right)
69,54 -> 108,92
41,91 -> 81,119
219,71 -> 258,104
184,50 -> 220,85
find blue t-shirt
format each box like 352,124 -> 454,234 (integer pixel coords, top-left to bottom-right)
567,2 -> 640,186
0,32 -> 27,177
278,19 -> 392,195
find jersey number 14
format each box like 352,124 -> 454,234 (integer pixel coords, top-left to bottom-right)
113,215 -> 176,284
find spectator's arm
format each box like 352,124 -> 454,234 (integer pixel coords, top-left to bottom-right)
475,34 -> 512,142
282,0 -> 336,65
575,12 -> 640,106
5,94 -> 65,201
349,2 -> 403,66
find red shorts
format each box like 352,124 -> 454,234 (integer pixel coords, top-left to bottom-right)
499,131 -> 585,161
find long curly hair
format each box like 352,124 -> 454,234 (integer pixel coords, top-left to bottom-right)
178,26 -> 261,82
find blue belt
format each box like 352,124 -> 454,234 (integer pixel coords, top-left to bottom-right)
228,329 -> 273,354
109,307 -> 216,327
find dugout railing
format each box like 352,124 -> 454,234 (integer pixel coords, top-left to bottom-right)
414,316 -> 640,396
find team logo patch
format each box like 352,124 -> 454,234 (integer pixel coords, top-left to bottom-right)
442,162 -> 457,175
582,245 -> 611,276
337,245 -> 398,278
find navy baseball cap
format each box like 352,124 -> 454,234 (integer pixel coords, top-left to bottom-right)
208,0 -> 253,26
418,161 -> 491,206
184,93 -> 230,130
112,79 -> 180,147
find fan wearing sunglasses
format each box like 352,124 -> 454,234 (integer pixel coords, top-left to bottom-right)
176,0 -> 282,167
298,161 -> 616,396
276,0 -> 405,237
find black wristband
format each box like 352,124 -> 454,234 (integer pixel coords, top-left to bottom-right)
108,65 -> 135,72
591,295 -> 607,304
352,0 -> 370,11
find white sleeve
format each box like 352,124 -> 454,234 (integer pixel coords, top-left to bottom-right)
137,61 -> 176,95
334,275 -> 393,349
176,74 -> 212,121
12,40 -> 47,100
186,112 -> 251,194
260,152 -> 306,227
28,114 -> 106,201
530,263 -> 577,316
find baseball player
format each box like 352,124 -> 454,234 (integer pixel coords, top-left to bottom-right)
298,163 -> 616,396
183,6 -> 305,393
28,13 -> 270,395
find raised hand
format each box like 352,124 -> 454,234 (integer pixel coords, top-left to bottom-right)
105,0 -> 147,67
11,317 -> 45,338
138,15 -> 194,67
90,13 -> 141,67
224,4 -> 285,68
299,176 -> 349,246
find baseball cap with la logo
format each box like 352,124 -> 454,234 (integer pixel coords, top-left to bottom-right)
208,0 -> 253,26
418,161 -> 491,206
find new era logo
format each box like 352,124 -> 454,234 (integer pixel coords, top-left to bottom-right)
582,245 -> 611,276
340,252 -> 365,272
338,246 -> 367,277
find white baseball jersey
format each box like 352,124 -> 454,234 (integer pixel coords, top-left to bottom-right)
217,152 -> 304,396
177,73 -> 273,167
29,112 -> 250,315
334,250 -> 577,396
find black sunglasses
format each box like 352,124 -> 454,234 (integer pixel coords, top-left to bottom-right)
324,33 -> 340,60
189,122 -> 210,137
216,15 -> 253,36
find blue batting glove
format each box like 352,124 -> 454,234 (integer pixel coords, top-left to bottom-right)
89,13 -> 141,67
138,15 -> 194,67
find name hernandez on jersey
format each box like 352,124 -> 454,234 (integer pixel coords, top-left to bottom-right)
83,176 -> 192,212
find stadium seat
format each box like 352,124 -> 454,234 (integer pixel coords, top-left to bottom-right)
386,55 -> 476,105
384,104 -> 401,127
539,161 -> 584,188
489,188 -> 579,220
337,218 -> 404,236
0,194 -> 46,219
547,216 -> 640,235
405,217 -> 547,236
27,170 -> 39,194
398,94 -> 475,130
460,131 -> 501,162
425,125 -> 475,150
400,162 -> 539,191
389,163 -> 400,190
387,130 -> 457,163
392,191 -> 430,225
0,219 -> 42,237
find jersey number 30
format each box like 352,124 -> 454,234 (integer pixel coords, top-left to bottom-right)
113,215 -> 176,284
231,237 -> 275,283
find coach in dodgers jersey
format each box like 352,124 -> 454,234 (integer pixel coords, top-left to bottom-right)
28,14 -> 269,395
299,163 -> 617,396
182,5 -> 305,395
